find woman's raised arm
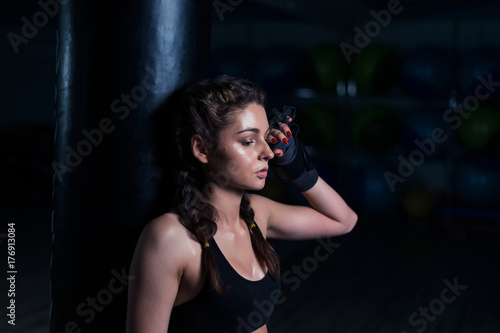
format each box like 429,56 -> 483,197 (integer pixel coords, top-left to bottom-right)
250,179 -> 357,241
255,105 -> 357,240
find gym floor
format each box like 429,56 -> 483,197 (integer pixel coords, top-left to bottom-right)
2,197 -> 499,333
270,223 -> 500,333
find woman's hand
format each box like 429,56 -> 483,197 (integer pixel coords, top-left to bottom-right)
265,106 -> 318,193
266,116 -> 293,158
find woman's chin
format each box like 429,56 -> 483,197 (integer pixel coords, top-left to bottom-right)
246,182 -> 266,192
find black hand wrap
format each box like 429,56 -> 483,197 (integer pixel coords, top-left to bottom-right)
268,106 -> 319,192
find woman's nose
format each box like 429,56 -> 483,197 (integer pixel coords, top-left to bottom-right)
261,143 -> 274,161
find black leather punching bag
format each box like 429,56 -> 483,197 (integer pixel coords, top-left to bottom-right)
51,1 -> 211,331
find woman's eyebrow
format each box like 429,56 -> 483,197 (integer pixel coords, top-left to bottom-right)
236,128 -> 260,134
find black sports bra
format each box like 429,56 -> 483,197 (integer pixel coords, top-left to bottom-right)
168,228 -> 281,333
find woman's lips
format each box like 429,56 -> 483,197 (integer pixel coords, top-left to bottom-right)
256,168 -> 268,179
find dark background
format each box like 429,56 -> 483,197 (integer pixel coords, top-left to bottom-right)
1,0 -> 499,332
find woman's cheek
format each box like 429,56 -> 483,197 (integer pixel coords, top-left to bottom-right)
226,158 -> 244,177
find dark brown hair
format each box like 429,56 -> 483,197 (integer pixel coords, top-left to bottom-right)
172,75 -> 280,293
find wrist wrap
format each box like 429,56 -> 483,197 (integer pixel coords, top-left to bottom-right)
268,106 -> 319,192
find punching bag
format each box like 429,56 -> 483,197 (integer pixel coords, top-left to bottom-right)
51,1 -> 211,332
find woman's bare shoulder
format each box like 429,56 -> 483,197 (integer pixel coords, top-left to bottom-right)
138,211 -> 199,255
248,193 -> 274,214
146,211 -> 185,232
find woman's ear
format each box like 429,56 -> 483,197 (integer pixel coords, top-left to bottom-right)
191,134 -> 209,164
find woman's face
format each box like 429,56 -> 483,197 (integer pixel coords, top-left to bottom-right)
205,103 -> 274,192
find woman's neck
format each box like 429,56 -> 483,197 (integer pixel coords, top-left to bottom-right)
207,183 -> 245,230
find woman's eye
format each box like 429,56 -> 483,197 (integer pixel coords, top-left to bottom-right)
242,141 -> 254,146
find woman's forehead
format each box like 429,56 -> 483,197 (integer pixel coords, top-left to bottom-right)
230,104 -> 269,131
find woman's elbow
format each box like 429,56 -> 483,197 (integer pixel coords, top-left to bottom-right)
343,210 -> 358,234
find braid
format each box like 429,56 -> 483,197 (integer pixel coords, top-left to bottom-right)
240,193 -> 280,280
174,167 -> 227,294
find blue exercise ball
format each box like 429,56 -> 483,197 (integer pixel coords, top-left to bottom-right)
458,47 -> 500,99
400,46 -> 454,98
351,162 -> 402,215
402,109 -> 454,157
454,156 -> 500,207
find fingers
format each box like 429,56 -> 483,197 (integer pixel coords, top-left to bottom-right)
268,129 -> 288,144
273,148 -> 284,157
281,121 -> 292,138
267,121 -> 292,144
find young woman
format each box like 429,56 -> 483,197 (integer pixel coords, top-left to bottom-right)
126,75 -> 357,333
